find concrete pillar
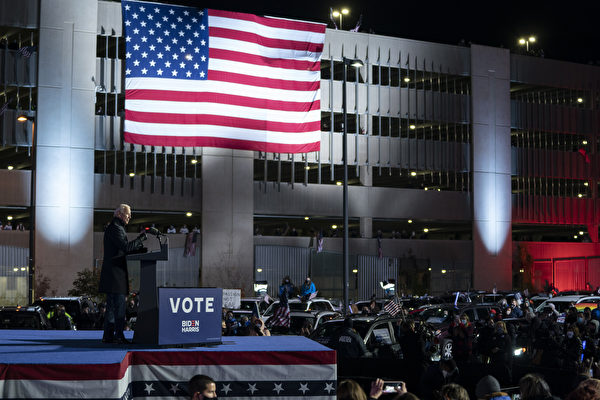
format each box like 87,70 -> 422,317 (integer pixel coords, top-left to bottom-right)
35,0 -> 97,295
201,149 -> 254,295
359,166 -> 372,238
471,45 -> 512,291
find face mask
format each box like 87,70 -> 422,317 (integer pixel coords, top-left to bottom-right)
461,319 -> 467,325
578,318 -> 584,324
567,331 -> 574,339
497,328 -> 504,334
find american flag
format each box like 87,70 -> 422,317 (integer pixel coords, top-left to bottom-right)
383,298 -> 401,317
122,0 -> 326,153
267,304 -> 290,328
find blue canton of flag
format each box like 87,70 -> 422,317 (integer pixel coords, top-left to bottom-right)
123,2 -> 209,80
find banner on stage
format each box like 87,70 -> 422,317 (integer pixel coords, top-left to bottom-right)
158,287 -> 222,345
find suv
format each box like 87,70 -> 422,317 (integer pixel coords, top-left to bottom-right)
0,305 -> 52,329
269,310 -> 341,335
535,295 -> 600,314
32,296 -> 97,329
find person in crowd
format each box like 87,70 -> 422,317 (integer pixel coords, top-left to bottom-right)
448,313 -> 474,363
571,358 -> 595,393
565,306 -> 578,325
591,303 -> 600,321
519,374 -> 560,400
248,316 -> 270,337
337,378 -> 391,400
419,359 -> 459,400
126,297 -> 138,321
188,374 -> 217,399
510,298 -> 523,318
180,224 -> 189,234
562,325 -> 583,371
16,222 -> 24,231
489,321 -> 513,385
224,310 -> 239,336
334,317 -> 371,359
237,315 -> 250,336
94,303 -> 106,329
300,320 -> 313,337
192,226 -> 200,233
475,375 -> 510,400
566,378 -> 600,400
440,383 -> 469,400
300,276 -> 316,301
77,305 -> 96,330
98,204 -> 146,344
49,304 -> 72,330
477,317 -> 496,363
4,221 -> 12,230
368,299 -> 380,315
167,224 -> 176,234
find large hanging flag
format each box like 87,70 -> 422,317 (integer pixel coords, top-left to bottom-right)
122,0 -> 325,153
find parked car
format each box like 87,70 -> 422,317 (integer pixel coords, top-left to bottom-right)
32,296 -> 97,329
238,297 -> 270,319
261,298 -> 335,321
269,310 -> 341,335
535,295 -> 600,314
0,305 -> 52,329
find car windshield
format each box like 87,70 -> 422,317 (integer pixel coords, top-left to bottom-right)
313,320 -> 370,340
540,300 -> 574,313
421,307 -> 455,323
0,311 -> 41,329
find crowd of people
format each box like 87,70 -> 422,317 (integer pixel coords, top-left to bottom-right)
0,220 -> 25,230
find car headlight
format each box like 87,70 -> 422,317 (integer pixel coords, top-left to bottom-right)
513,347 -> 526,356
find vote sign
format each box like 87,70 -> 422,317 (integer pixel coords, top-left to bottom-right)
158,287 -> 223,345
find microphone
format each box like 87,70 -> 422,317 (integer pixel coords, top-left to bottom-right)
145,227 -> 164,236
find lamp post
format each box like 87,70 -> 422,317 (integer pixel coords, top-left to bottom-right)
518,36 -> 536,52
342,57 -> 363,315
17,114 -> 35,305
332,8 -> 349,30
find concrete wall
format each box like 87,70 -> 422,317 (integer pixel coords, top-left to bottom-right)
470,45 -> 512,290
35,0 -> 97,295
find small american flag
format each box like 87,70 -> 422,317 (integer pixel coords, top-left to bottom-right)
383,298 -> 401,317
122,0 -> 326,153
268,304 -> 290,328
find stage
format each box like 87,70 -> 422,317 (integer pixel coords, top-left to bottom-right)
0,330 -> 337,399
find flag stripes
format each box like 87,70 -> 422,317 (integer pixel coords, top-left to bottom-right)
122,1 -> 325,152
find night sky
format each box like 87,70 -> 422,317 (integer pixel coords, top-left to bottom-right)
165,0 -> 600,65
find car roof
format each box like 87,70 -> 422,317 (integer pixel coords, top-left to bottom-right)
544,295 -> 599,302
36,297 -> 83,301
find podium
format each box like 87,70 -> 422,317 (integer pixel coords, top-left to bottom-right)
127,242 -> 168,344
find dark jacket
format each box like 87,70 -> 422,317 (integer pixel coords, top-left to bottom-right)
99,217 -> 143,294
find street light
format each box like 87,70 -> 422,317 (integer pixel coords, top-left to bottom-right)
518,36 -> 536,52
342,56 -> 363,316
17,114 -> 36,305
331,8 -> 349,30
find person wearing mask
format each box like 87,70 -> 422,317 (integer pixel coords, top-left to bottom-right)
449,313 -> 474,364
562,326 -> 583,371
300,276 -> 316,301
188,374 -> 217,399
49,304 -> 73,330
334,317 -> 371,359
510,298 -> 523,318
490,321 -> 513,386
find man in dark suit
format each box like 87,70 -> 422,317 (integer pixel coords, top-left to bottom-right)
99,204 -> 146,344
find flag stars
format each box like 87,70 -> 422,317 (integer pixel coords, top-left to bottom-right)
141,68 -> 148,74
124,4 -> 130,11
185,24 -> 191,30
180,46 -> 186,53
162,16 -> 168,22
172,70 -> 178,76
155,22 -> 161,28
133,28 -> 139,34
193,31 -> 199,38
125,68 -> 131,75
186,71 -> 192,77
165,61 -> 171,67
185,54 -> 193,60
126,52 -> 131,58
169,9 -> 175,14
147,14 -> 153,20
221,384 -> 232,395
133,44 -> 140,51
144,383 -> 154,395
172,53 -> 179,60
141,36 -> 147,42
299,383 -> 310,394
139,6 -> 145,12
179,62 -> 186,68
170,23 -> 176,29
199,11 -> 204,16
179,31 -> 185,37
141,52 -> 148,58
194,47 -> 200,54
125,36 -> 131,42
140,21 -> 146,27
193,63 -> 199,69
133,59 -> 140,66
183,10 -> 189,16
125,20 -> 131,26
200,24 -> 206,30
199,71 -> 205,78
156,37 -> 163,43
157,52 -> 163,59
200,39 -> 206,46
187,39 -> 193,45
165,45 -> 171,51
149,45 -> 156,51
148,29 -> 154,35
200,55 -> 206,62
192,17 -> 198,23
247,383 -> 258,395
154,7 -> 160,13
150,60 -> 156,67
273,383 -> 284,394
172,38 -> 178,44
132,12 -> 138,19
163,30 -> 170,36
177,16 -> 183,22
157,68 -> 163,75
